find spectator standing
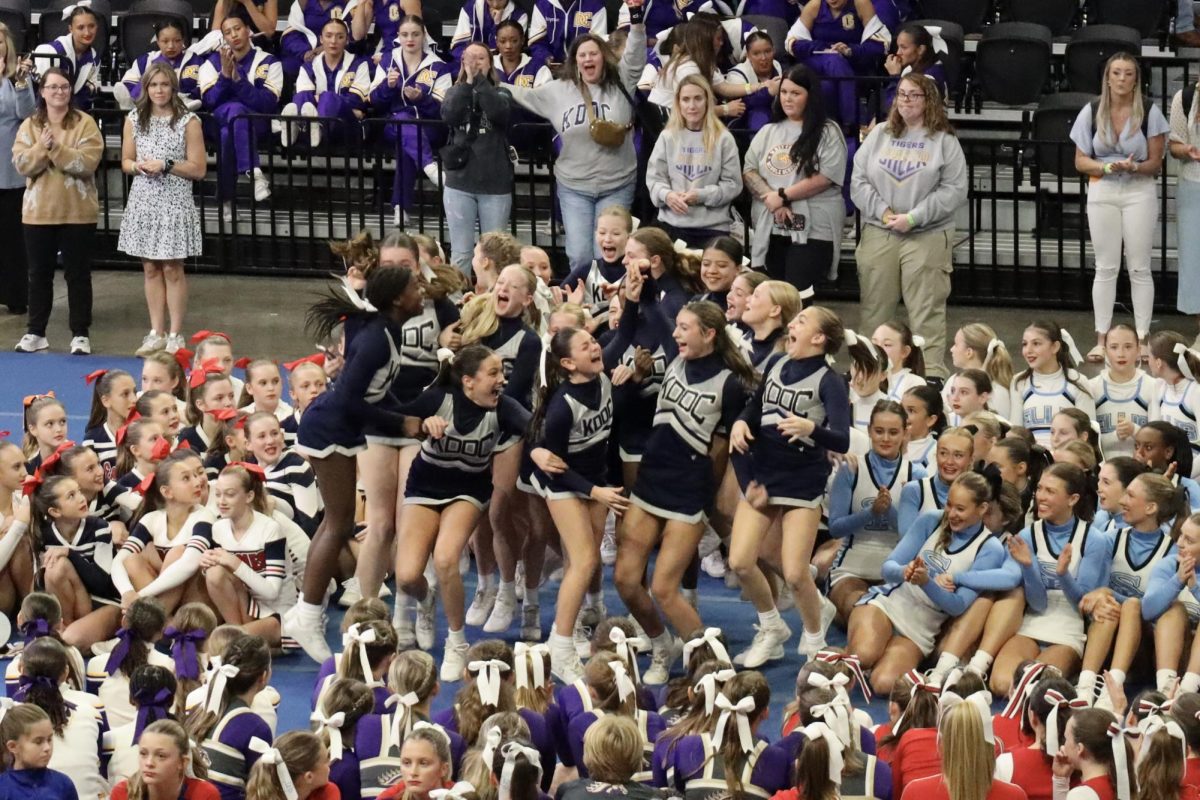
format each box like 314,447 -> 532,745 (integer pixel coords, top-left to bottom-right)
0,25 -> 34,316
119,63 -> 207,358
850,72 -> 966,379
9,67 -> 102,355
441,42 -> 514,276
1170,77 -> 1200,347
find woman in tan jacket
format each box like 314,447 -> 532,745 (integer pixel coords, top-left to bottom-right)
10,67 -> 103,355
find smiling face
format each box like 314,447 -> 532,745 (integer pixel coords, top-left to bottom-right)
213,471 -> 255,519
1021,326 -> 1059,372
699,247 -> 738,294
747,37 -> 774,76
1118,477 -> 1155,528
678,81 -> 708,129
786,309 -> 824,359
673,309 -> 715,361
726,276 -> 757,322
69,449 -> 105,497
595,212 -> 630,264
895,77 -> 927,125
945,483 -> 985,532
575,40 -> 604,84
1035,473 -> 1077,524
935,432 -> 973,483
40,73 -> 73,113
493,265 -> 533,319
148,394 -> 182,436
869,411 -> 906,460
1096,463 -> 1127,513
247,416 -> 285,466
562,330 -> 605,379
743,282 -> 776,328
1178,519 -> 1200,563
463,354 -> 506,408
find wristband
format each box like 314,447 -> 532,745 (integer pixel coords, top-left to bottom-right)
1103,162 -> 1113,175
906,213 -> 915,227
626,1 -> 644,24
778,187 -> 788,202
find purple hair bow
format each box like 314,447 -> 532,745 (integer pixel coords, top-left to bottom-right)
162,627 -> 207,681
132,686 -> 174,740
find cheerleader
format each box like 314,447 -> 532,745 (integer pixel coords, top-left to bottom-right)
244,730 -> 334,800
450,0 -> 551,64
986,438 -> 1053,520
238,362 -> 293,426
5,592 -> 86,694
314,677 -> 376,800
1051,708 -> 1131,800
49,445 -> 136,535
903,386 -> 944,469
82,369 -> 138,482
562,715 -> 657,800
947,371 -> 993,427
111,718 -> 222,800
166,601 -> 219,717
278,0 -> 367,78
391,344 -> 533,680
85,596 -> 171,728
285,358 -> 328,438
314,620 -> 397,712
190,332 -> 243,394
377,725 -> 455,800
199,16 -> 282,210
1050,409 -> 1104,467
726,304 -> 848,666
612,280 -> 753,683
494,20 -> 552,98
726,271 -> 768,331
114,419 -> 169,490
112,451 -> 214,613
995,677 -> 1082,799
902,700 -> 1026,800
898,426 -> 974,536
309,600 -> 390,705
827,399 -> 925,619
848,334 -> 888,431
22,394 -> 67,475
279,19 -> 371,148
244,413 -> 321,536
725,31 -> 781,135
186,634 -> 274,800
138,390 -> 184,445
1143,514 -> 1200,695
1148,333 -> 1200,479
873,322 -> 927,403
991,463 -> 1102,688
1012,322 -> 1096,447
694,238 -> 743,308
102,663 -> 178,782
115,20 -> 204,110
1132,422 -> 1200,510
0,703 -> 78,798
652,658 -> 730,752
142,350 -> 188,401
560,207 -> 633,334
370,17 -> 452,218
203,411 -> 247,482
949,325 -> 1015,422
31,5 -> 100,110
1088,325 -> 1157,459
567,658 -> 665,781
1075,474 -> 1183,705
288,265 -> 425,663
181,369 -> 237,453
737,280 -> 802,369
850,471 -> 1015,693
0,441 -> 33,620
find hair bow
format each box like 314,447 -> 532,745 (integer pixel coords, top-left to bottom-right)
191,330 -> 231,345
480,725 -> 502,768
693,669 -> 737,716
13,674 -> 58,701
911,334 -> 926,349
175,440 -> 192,452
844,329 -> 879,361
431,781 -> 478,800
1137,715 -> 1187,764
815,651 -> 871,702
105,627 -> 139,675
84,369 -> 108,386
437,347 -> 456,365
384,691 -> 420,746
283,353 -> 326,371
513,642 -> 549,690
60,0 -> 92,21
939,689 -> 995,743
1108,722 -> 1134,800
810,692 -> 852,747
21,471 -> 43,497
891,669 -> 939,734
800,721 -> 844,784
206,663 -> 240,714
609,660 -> 637,703
713,693 -> 757,752
538,331 -> 554,389
311,710 -> 347,761
412,720 -> 452,746
1001,661 -> 1047,720
683,627 -> 731,667
0,431 -> 9,439
608,627 -> 649,685
135,471 -> 158,496
985,338 -> 1002,365
1044,689 -> 1088,754
798,285 -> 815,300
724,325 -> 755,359
188,358 -> 226,389
229,461 -> 267,482
163,626 -> 207,681
342,623 -> 379,685
132,686 -> 174,741
1059,328 -> 1084,366
173,348 -> 194,371
1175,343 -> 1200,381
673,239 -> 703,260
115,412 -> 143,446
1137,698 -> 1168,718
468,659 -> 510,706
39,440 -> 75,476
499,741 -> 543,800
19,618 -> 51,644
234,357 -> 252,370
249,737 -> 297,800
22,391 -> 55,408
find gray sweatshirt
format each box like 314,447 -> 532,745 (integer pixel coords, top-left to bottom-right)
646,126 -> 743,231
441,75 -> 513,196
850,123 -> 968,233
0,77 -> 37,190
505,25 -> 647,193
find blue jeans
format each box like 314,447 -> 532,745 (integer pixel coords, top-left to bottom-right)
556,180 -> 637,270
1181,0 -> 1195,33
443,186 -> 513,277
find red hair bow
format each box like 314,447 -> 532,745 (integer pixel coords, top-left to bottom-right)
22,391 -> 55,408
188,359 -> 225,389
135,471 -> 156,495
175,440 -> 192,451
150,437 -> 172,461
233,357 -> 252,369
234,416 -> 248,431
115,412 -> 142,446
84,369 -> 108,386
190,330 -> 230,345
229,461 -> 266,481
173,348 -> 194,372
209,408 -> 237,422
21,472 -> 43,497
283,353 -> 326,370
39,440 -> 76,475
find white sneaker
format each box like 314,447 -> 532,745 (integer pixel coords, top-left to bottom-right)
819,595 -> 838,640
736,621 -> 791,669
643,636 -> 683,685
440,638 -> 470,682
70,336 -> 91,355
573,621 -> 593,659
252,168 -> 271,201
601,526 -> 617,566
14,334 -> 48,353
465,586 -> 497,627
279,118 -> 295,148
395,614 -> 415,649
338,578 -> 363,608
701,551 -> 727,578
520,604 -> 541,641
550,635 -> 585,684
282,606 -> 333,663
415,592 -> 436,650
699,525 -> 721,557
136,331 -> 165,356
483,591 -> 516,633
1094,686 -> 1114,712
164,332 -> 186,354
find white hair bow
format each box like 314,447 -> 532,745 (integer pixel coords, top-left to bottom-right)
985,337 -> 1002,365
206,663 -> 241,714
1137,715 -> 1187,765
342,623 -> 378,685
1044,689 -> 1088,754
844,329 -> 879,361
798,285 -> 815,300
609,660 -> 636,703
468,659 -> 510,706
532,277 -> 553,333
683,627 -> 731,667
249,737 -> 297,800
0,697 -> 13,727
725,325 -> 754,359
1059,328 -> 1084,366
480,726 -> 502,768
384,691 -> 420,747
431,781 -> 478,800
608,627 -> 649,684
810,694 -> 852,747
1109,722 -> 1134,800
693,669 -> 738,716
912,334 -> 926,349
923,24 -> 949,54
814,651 -> 872,702
61,0 -> 93,21
514,642 -> 549,690
340,276 -> 377,312
1175,343 -> 1200,381
412,720 -> 452,746
939,690 -> 995,743
801,721 -> 844,784
499,741 -> 543,800
673,239 -> 703,260
437,347 -> 456,364
310,710 -> 347,761
713,693 -> 757,752
538,331 -> 554,389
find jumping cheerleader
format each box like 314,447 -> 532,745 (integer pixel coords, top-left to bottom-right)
950,324 -> 1014,422
559,208 -> 631,334
738,280 -> 803,369
82,369 -> 138,481
1012,322 -> 1096,447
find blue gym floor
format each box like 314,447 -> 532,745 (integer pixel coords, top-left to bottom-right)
0,352 -> 882,737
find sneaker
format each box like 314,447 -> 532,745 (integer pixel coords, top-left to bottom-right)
136,331 -> 165,356
520,604 -> 541,641
282,606 -> 333,663
550,635 -> 585,684
819,594 -> 838,639
338,577 -> 363,608
164,332 -> 186,354
395,614 -> 416,649
465,586 -> 497,627
483,591 -> 516,633
701,551 -> 727,578
579,597 -> 606,629
777,586 -> 795,611
415,592 -> 436,650
440,638 -> 470,682
1094,686 -> 1114,712
699,525 -> 721,557
736,621 -> 791,669
252,168 -> 271,201
14,334 -> 47,353
70,336 -> 91,355
309,119 -> 323,149
601,526 -> 617,566
643,636 -> 683,685
573,621 -> 593,659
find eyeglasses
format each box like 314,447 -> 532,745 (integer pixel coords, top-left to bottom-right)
43,84 -> 71,92
896,90 -> 926,100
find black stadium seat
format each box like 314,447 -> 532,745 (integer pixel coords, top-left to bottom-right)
1031,91 -> 1092,177
743,14 -> 788,62
0,0 -> 30,50
909,18 -> 964,100
1064,24 -> 1142,94
916,0 -> 990,34
120,0 -> 192,64
1007,0 -> 1077,36
1093,0 -> 1167,39
975,21 -> 1052,106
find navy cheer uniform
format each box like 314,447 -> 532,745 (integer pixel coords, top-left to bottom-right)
42,517 -> 118,608
532,375 -> 615,499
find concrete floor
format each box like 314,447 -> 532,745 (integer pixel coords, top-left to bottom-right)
3,270 -> 1196,370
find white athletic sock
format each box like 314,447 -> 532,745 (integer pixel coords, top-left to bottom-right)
1076,670 -> 1098,700
934,652 -> 960,672
802,629 -> 825,645
1157,669 -> 1179,694
967,650 -> 994,675
447,628 -> 467,645
1181,672 -> 1200,695
651,631 -> 673,651
758,608 -> 782,627
497,580 -> 516,602
295,599 -> 323,624
1108,669 -> 1127,687
550,631 -> 573,649
480,572 -> 497,590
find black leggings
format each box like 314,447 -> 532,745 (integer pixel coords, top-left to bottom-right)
25,223 -> 94,337
765,235 -> 834,295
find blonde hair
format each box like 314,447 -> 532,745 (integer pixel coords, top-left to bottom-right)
477,231 -> 523,272
630,228 -> 703,295
886,73 -> 954,137
584,715 -> 644,783
759,280 -> 803,341
598,205 -> 633,233
385,651 -> 438,742
459,749 -> 496,800
665,74 -> 725,154
958,324 -> 1013,389
938,702 -> 995,800
0,24 -> 18,80
459,265 -> 541,343
340,597 -> 389,632
1095,53 -> 1144,147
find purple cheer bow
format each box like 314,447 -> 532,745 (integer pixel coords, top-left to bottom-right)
162,627 -> 207,681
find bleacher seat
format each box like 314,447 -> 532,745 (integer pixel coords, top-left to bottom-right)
1007,0 -> 1077,36
975,21 -> 1052,106
1064,24 -> 1141,94
743,14 -> 789,62
1031,91 -> 1091,177
916,0 -> 990,34
910,18 -> 964,100
0,0 -> 31,50
1093,0 -> 1167,39
39,0 -> 110,56
120,0 -> 192,64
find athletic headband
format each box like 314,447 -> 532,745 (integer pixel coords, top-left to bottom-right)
712,693 -> 756,752
800,721 -> 844,784
249,737 -> 297,800
311,710 -> 347,761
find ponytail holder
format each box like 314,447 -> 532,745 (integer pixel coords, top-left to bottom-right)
609,660 -> 636,703
162,626 -> 207,681
229,461 -> 267,482
384,691 -> 420,746
190,330 -> 231,345
206,663 -> 240,714
132,686 -> 173,741
437,347 -> 455,364
800,721 -> 844,784
468,659 -> 510,706
105,626 -> 138,675
310,710 -> 347,761
712,693 -> 756,752
682,627 -> 731,668
1137,716 -> 1187,764
1108,722 -> 1133,800
538,331 -> 553,389
431,781 -> 478,800
985,338 -> 1001,364
13,674 -> 58,701
1044,689 -> 1088,754
283,353 -> 326,371
798,286 -> 815,300
513,642 -> 549,690
1059,329 -> 1084,366
19,618 -> 51,644
911,334 -> 926,349
60,0 -> 92,20
249,737 -> 297,800
938,689 -> 995,743
22,391 -> 55,408
499,741 -> 543,799
84,369 -> 108,386
815,651 -> 872,702
608,627 -> 649,685
1001,661 -> 1047,720
1175,343 -> 1199,382
480,725 -> 502,768
693,668 -> 737,716
341,623 -> 379,686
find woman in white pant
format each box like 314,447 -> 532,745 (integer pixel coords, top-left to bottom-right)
1170,78 -> 1200,347
1071,52 -> 1166,362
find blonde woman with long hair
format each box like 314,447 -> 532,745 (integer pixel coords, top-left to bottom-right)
647,75 -> 743,247
1071,52 -> 1167,361
900,701 -> 1025,800
0,22 -> 34,317
949,324 -> 1014,422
